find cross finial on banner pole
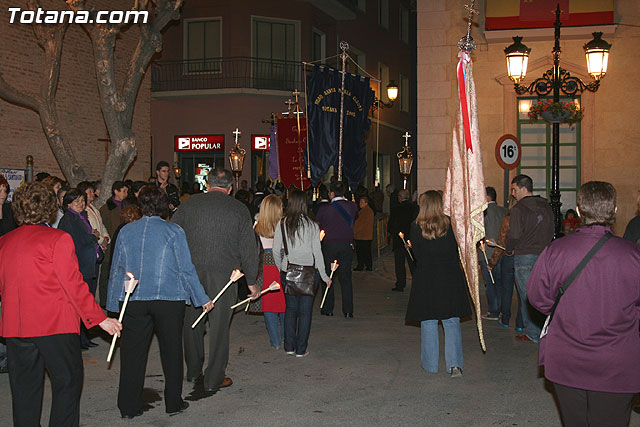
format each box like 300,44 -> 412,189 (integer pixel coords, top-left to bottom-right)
292,89 -> 300,104
457,0 -> 478,52
233,128 -> 241,143
285,98 -> 294,113
402,131 -> 411,146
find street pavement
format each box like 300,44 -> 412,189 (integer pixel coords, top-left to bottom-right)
0,251 -> 638,426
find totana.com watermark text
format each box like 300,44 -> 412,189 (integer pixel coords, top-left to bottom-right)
8,7 -> 148,24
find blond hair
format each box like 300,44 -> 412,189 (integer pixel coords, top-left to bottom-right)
255,194 -> 282,238
415,190 -> 450,239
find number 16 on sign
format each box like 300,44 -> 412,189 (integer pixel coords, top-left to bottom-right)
495,134 -> 521,206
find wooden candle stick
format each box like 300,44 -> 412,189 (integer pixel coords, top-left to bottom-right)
230,282 -> 281,309
479,240 -> 494,284
107,273 -> 138,363
320,260 -> 339,309
398,232 -> 415,262
192,269 -> 244,329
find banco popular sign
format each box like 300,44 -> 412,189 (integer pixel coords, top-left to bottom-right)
174,135 -> 225,151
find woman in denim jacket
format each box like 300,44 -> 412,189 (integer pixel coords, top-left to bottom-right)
107,185 -> 213,419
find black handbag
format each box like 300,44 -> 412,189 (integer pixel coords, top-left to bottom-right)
281,222 -> 318,297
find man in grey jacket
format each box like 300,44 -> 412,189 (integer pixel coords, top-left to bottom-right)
479,187 -> 507,321
172,168 -> 260,392
506,174 -> 554,343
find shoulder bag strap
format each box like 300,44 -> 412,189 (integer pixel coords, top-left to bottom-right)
280,221 -> 289,257
549,233 -> 612,322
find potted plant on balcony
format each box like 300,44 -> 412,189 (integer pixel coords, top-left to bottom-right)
528,99 -> 583,126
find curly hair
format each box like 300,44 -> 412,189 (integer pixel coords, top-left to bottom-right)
11,181 -> 58,225
138,185 -> 168,217
120,205 -> 142,224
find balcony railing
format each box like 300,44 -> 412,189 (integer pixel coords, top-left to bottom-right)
151,57 -> 303,93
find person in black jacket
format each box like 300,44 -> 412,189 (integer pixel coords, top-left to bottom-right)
0,174 -> 17,373
388,189 -> 418,292
58,188 -> 103,349
405,191 -> 470,377
0,175 -> 17,237
155,161 -> 180,214
623,191 -> 640,244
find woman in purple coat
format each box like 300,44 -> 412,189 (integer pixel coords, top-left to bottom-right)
527,181 -> 640,427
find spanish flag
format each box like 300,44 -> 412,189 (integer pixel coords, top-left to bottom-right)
486,0 -> 614,30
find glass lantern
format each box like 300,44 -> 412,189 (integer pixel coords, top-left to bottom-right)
397,143 -> 414,190
504,36 -> 531,84
584,32 -> 611,81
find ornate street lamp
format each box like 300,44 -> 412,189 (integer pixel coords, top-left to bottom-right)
504,4 -> 611,237
228,128 -> 246,190
372,80 -> 399,110
397,131 -> 413,190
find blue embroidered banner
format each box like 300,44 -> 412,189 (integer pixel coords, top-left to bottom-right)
305,65 -> 374,189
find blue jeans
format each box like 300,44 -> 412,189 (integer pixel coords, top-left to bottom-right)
420,317 -> 463,373
284,294 -> 314,355
264,312 -> 284,348
480,258 -> 501,316
514,254 -> 542,342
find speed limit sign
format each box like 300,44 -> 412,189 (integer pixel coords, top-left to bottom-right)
495,134 -> 521,170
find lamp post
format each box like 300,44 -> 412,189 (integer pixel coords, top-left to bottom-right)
504,4 -> 611,237
372,80 -> 400,188
397,132 -> 413,190
228,128 -> 246,191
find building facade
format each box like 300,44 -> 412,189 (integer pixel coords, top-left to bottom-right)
0,1 -> 151,183
151,0 -> 416,193
417,0 -> 639,235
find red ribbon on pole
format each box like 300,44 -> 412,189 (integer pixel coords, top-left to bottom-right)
457,55 -> 473,152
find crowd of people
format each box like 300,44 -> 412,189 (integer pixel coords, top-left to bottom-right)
0,165 -> 638,426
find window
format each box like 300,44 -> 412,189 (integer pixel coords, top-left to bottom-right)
346,45 -> 366,76
399,5 -> 409,43
252,17 -> 299,90
378,0 -> 389,29
378,63 -> 389,102
185,19 -> 222,73
517,96 -> 581,212
400,74 -> 409,112
311,28 -> 326,62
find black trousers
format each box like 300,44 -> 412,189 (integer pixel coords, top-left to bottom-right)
354,239 -> 372,270
553,382 -> 634,427
393,247 -> 415,289
7,334 -> 83,427
118,300 -> 186,416
321,241 -> 354,314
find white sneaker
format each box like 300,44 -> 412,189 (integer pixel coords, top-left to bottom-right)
450,367 -> 463,378
285,350 -> 295,355
295,351 -> 309,358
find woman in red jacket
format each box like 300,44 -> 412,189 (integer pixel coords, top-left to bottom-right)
0,181 -> 121,427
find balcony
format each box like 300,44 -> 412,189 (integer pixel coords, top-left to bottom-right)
151,57 -> 303,93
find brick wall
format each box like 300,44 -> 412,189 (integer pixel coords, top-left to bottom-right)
0,0 -> 151,182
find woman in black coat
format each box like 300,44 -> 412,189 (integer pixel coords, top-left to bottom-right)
58,188 -> 103,349
405,190 -> 470,377
0,175 -> 17,237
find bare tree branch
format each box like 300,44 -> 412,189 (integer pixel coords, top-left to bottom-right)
121,0 -> 182,127
0,74 -> 40,112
